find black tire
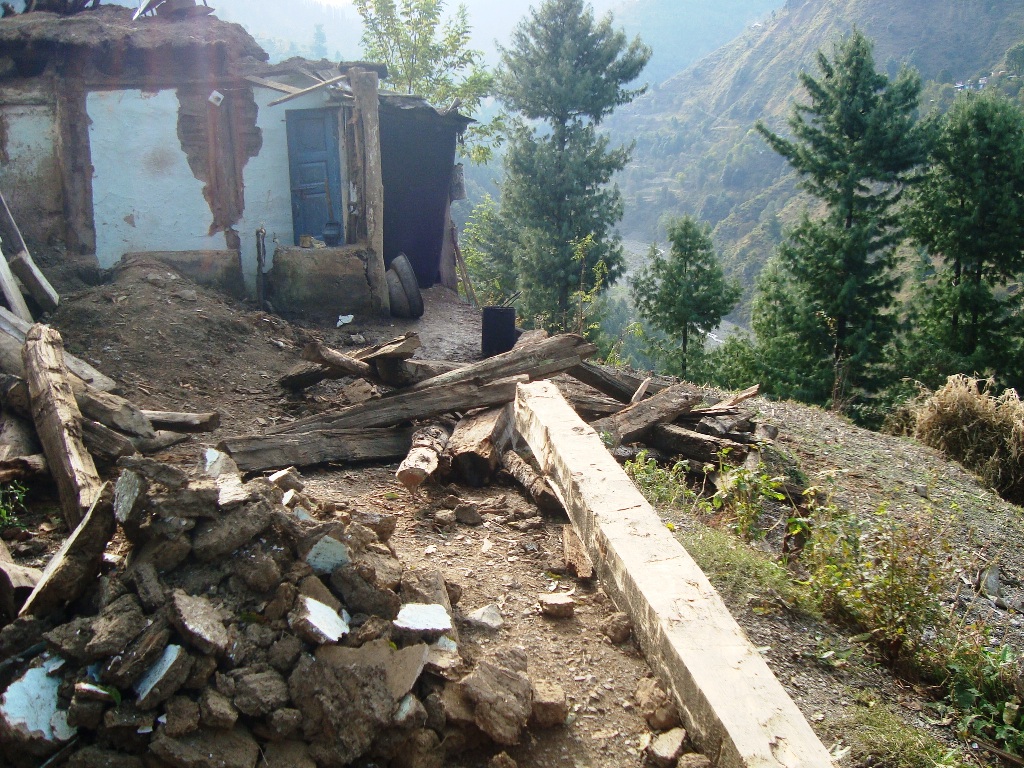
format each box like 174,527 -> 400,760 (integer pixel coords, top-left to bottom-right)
391,253 -> 424,318
386,269 -> 412,318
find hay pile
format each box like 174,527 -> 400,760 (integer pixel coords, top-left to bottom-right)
913,375 -> 1024,505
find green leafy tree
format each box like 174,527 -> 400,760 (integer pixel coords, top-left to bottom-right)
492,0 -> 650,330
630,217 -> 739,379
904,90 -> 1024,389
755,30 -> 926,405
354,0 -> 497,161
461,194 -> 518,305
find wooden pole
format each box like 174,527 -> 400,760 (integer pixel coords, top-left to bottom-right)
0,189 -> 59,312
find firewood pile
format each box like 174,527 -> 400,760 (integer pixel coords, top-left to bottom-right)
0,317 -> 773,768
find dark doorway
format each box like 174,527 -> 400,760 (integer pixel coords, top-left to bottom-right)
286,108 -> 343,246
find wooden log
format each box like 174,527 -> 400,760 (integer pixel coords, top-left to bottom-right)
219,427 -> 415,473
279,361 -> 338,391
132,430 -> 190,454
442,405 -> 513,487
395,424 -> 450,492
141,410 -> 221,433
0,454 -> 47,483
263,375 -> 527,436
374,358 -> 464,387
0,411 -> 39,461
0,307 -> 117,392
0,189 -> 59,312
500,450 -> 563,514
563,525 -> 594,579
354,332 -> 421,362
20,483 -> 115,618
81,419 -> 138,461
590,382 -> 703,449
514,329 -> 549,347
568,361 -> 670,403
648,424 -> 750,466
630,377 -> 652,404
0,243 -> 30,322
73,380 -> 155,438
408,334 -> 598,393
22,324 -> 102,528
301,342 -> 375,380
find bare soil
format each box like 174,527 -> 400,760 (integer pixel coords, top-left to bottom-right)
10,257 -> 1023,767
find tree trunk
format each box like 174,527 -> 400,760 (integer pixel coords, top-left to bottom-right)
442,405 -> 513,487
500,450 -> 563,514
590,382 -> 702,449
395,424 -> 450,492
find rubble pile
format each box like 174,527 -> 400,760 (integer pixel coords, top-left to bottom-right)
0,452 -> 565,768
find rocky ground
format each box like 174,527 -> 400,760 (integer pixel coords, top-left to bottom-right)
1,254 -> 1020,767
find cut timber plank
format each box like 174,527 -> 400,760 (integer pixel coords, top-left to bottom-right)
219,427 -> 414,473
396,424 -> 450,492
0,307 -> 117,391
500,450 -> 562,514
408,334 -> 598,392
264,375 -> 526,436
442,405 -> 512,487
23,324 -> 103,528
141,411 -> 221,433
0,247 -> 30,322
0,189 -> 59,312
243,74 -> 302,94
649,424 -> 749,465
562,525 -> 593,579
590,382 -> 702,449
514,381 -> 834,768
268,73 -> 348,106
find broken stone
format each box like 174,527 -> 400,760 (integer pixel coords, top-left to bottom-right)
677,753 -> 712,768
351,510 -> 397,542
289,595 -> 350,645
130,559 -> 166,610
289,654 -> 392,766
300,575 -> 341,611
199,688 -> 238,730
114,469 -> 148,542
439,682 -> 476,727
434,509 -> 457,530
232,668 -> 290,717
360,549 -> 404,591
305,534 -> 352,575
263,740 -> 316,768
394,693 -> 428,729
264,707 -> 302,740
98,705 -> 153,753
20,489 -> 116,618
635,677 -> 681,731
164,695 -> 200,738
100,618 -> 171,689
84,594 -> 149,659
168,590 -> 229,657
134,534 -> 192,573
401,568 -> 457,638
391,728 -> 444,768
602,611 -> 633,644
459,648 -> 533,746
465,604 -> 504,631
445,579 -> 463,606
264,582 -> 298,622
0,657 -> 76,760
118,456 -> 189,490
331,563 -> 401,619
269,467 -> 304,493
150,724 -> 260,768
149,482 -> 219,519
538,593 -> 575,618
531,680 -> 568,728
43,616 -> 95,660
426,636 -> 462,674
454,503 -> 483,525
647,727 -> 688,768
67,695 -> 106,730
268,635 -> 303,674
318,639 -> 429,703
395,603 -> 452,640
135,644 -> 194,710
184,654 -> 217,691
233,548 -> 282,593
191,498 -> 274,562
490,753 -> 518,768
73,682 -> 117,703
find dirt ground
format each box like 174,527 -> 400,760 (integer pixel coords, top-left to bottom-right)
9,254 -> 1022,767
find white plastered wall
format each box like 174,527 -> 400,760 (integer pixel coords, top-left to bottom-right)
0,100 -> 63,244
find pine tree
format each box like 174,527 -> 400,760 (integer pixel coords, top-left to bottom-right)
905,90 -> 1024,389
755,30 -> 926,404
630,217 -> 739,379
492,0 -> 650,330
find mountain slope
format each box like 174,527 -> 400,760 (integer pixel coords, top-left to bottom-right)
610,0 -> 1024,313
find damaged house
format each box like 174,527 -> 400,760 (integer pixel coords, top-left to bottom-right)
0,4 -> 471,318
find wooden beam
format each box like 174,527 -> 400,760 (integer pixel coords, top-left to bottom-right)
0,244 -> 30,322
0,189 -> 59,312
267,74 -> 348,106
500,450 -> 562,514
22,324 -> 102,528
648,424 -> 749,466
141,410 -> 221,433
442,405 -> 512,487
244,74 -> 302,94
219,427 -> 414,473
513,381 -> 834,768
301,342 -> 374,380
590,382 -> 702,448
396,424 -> 450,492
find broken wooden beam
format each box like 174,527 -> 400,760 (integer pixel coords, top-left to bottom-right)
590,382 -> 703,449
513,381 -> 834,768
408,334 -> 598,392
395,424 -> 450,492
0,245 -> 30,322
648,424 -> 750,466
22,324 -> 103,528
73,381 -> 155,439
374,358 -> 464,388
81,419 -> 139,462
442,405 -> 512,487
141,410 -> 221,433
301,342 -> 375,380
568,361 -> 670,403
265,375 -> 527,436
500,450 -> 562,514
0,454 -> 47,484
0,189 -> 59,313
279,361 -> 339,391
353,332 -> 421,362
562,525 -> 593,579
218,427 -> 415,473
0,410 -> 39,461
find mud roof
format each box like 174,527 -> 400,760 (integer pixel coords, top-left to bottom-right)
0,4 -> 266,63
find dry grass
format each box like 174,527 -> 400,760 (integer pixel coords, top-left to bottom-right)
913,375 -> 1024,505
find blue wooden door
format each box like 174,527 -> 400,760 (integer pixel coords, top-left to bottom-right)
286,108 -> 343,246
